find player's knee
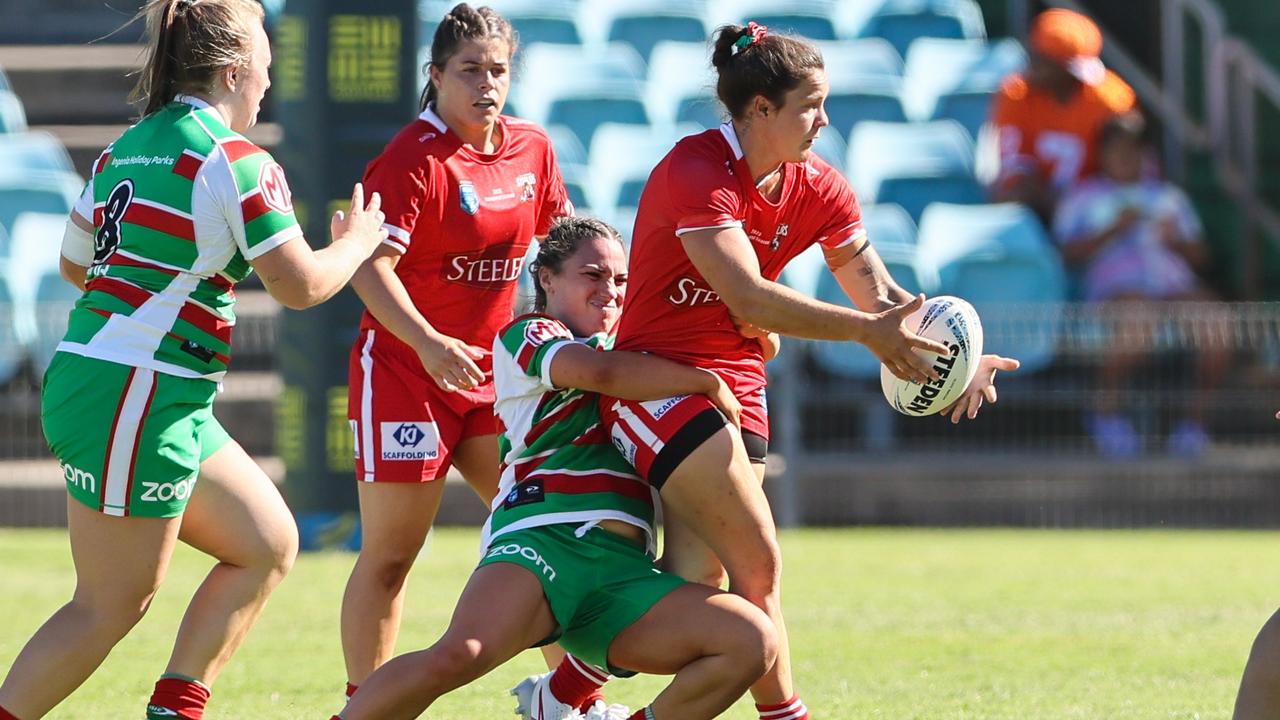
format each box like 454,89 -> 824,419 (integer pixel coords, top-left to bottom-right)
268,519 -> 299,578
243,519 -> 299,581
724,601 -> 778,681
74,586 -> 158,637
358,538 -> 424,591
428,636 -> 491,685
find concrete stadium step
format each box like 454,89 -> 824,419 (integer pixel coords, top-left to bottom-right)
0,43 -> 281,178
791,449 -> 1280,527
0,44 -> 143,125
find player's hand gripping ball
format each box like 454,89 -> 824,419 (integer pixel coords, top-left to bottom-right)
881,296 -> 983,416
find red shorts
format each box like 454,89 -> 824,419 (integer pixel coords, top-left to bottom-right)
600,387 -> 769,485
347,328 -> 499,482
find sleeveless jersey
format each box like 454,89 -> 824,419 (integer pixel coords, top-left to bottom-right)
482,314 -> 655,553
62,95 -> 301,382
615,123 -> 865,400
358,106 -> 571,380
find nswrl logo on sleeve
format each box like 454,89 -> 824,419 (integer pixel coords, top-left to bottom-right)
380,421 -> 440,461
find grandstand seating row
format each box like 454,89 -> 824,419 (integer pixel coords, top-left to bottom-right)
420,0 -> 989,59
495,36 -> 1024,149
557,118 -> 992,232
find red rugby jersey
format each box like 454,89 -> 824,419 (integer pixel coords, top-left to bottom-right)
615,124 -> 865,397
358,106 -> 571,377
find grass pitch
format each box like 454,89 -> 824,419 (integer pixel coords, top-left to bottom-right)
0,527 -> 1274,719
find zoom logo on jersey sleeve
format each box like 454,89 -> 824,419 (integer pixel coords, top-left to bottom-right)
380,421 -> 440,461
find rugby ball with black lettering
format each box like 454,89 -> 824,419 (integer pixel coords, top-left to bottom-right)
880,296 -> 983,417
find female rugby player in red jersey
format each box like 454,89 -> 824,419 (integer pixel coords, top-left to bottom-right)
591,23 -> 1020,719
338,2 -> 577,703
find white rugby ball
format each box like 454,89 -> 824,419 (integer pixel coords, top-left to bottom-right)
880,296 -> 983,417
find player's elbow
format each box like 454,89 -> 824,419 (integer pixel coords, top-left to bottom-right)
582,359 -> 621,395
722,283 -> 773,328
59,257 -> 87,290
264,276 -> 329,311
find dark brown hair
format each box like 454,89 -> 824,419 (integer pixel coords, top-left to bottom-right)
710,24 -> 824,120
131,0 -> 264,117
421,3 -> 517,111
530,217 -> 624,312
1098,110 -> 1148,149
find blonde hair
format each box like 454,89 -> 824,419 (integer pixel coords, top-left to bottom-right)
131,0 -> 265,116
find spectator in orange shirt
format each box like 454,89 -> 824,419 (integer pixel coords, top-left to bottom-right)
990,8 -> 1136,220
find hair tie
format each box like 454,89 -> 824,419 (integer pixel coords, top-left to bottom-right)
731,21 -> 768,56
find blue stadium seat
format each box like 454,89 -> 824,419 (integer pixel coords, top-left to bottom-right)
8,212 -> 66,345
559,164 -> 591,216
878,175 -> 985,223
930,90 -> 997,140
0,171 -> 81,238
588,123 -> 699,215
810,127 -> 847,175
547,93 -> 650,150
901,37 -> 1025,121
856,1 -> 987,57
0,64 -> 10,92
0,131 -> 75,174
544,124 -> 588,167
707,0 -> 838,40
645,41 -> 716,127
917,202 -> 1066,372
469,0 -> 582,46
0,268 -> 23,384
32,270 -> 81,375
512,43 -> 646,129
813,38 -> 904,79
607,207 -> 638,243
605,7 -> 707,64
750,13 -> 838,40
846,120 -> 975,204
862,202 -> 918,247
823,81 -> 907,137
675,96 -> 725,129
0,91 -> 28,134
510,15 -> 581,46
778,244 -> 826,298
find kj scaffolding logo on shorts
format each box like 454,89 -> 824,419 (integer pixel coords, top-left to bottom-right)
380,421 -> 439,461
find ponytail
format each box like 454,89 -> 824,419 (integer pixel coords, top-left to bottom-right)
710,23 -> 824,121
130,0 -> 264,117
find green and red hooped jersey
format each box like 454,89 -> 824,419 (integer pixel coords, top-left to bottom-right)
61,95 -> 302,382
483,314 -> 656,554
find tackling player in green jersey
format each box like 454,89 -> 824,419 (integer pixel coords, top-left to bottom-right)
337,218 -> 777,720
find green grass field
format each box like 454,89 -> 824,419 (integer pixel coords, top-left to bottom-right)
1,527 -> 1276,719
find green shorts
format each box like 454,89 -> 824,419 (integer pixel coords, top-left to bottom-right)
478,523 -> 685,675
41,352 -> 230,518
